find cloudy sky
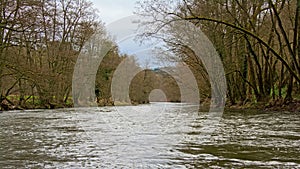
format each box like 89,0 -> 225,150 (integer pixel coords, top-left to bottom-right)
91,0 -> 139,25
89,0 -> 168,68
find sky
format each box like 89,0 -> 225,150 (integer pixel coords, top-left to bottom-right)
91,0 -> 139,25
90,0 -> 166,68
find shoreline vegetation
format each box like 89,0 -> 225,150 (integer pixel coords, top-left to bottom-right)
1,95 -> 299,112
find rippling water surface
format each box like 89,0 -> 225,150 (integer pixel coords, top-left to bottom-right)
0,103 -> 299,168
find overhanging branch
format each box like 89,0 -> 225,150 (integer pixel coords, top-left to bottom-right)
180,15 -> 300,83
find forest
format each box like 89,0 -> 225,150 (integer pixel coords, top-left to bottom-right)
135,0 -> 300,111
0,0 -> 299,111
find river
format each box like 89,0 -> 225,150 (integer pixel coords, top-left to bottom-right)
0,103 -> 299,168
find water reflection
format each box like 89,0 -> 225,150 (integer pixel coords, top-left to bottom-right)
0,104 -> 299,168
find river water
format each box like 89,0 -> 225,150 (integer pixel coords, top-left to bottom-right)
0,103 -> 299,168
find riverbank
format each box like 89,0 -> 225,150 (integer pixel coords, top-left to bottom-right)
227,99 -> 300,112
0,99 -> 73,111
1,98 -> 299,112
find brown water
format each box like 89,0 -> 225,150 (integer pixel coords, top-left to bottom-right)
0,103 -> 299,168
